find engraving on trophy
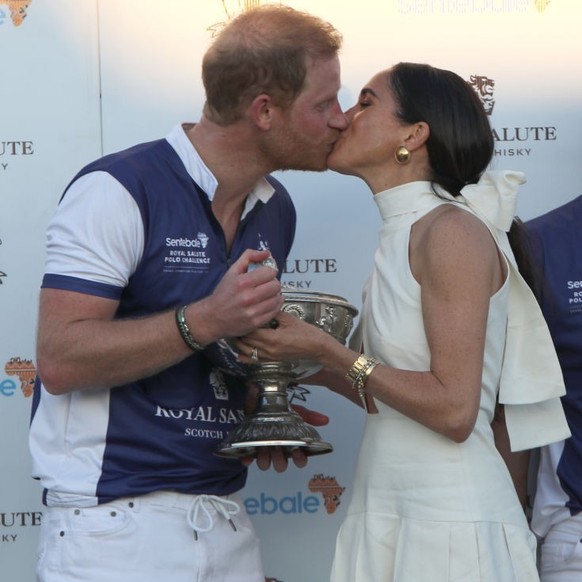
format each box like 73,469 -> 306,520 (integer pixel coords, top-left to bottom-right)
282,303 -> 306,320
316,305 -> 337,334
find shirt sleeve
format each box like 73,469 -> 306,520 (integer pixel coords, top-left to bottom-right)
43,171 -> 144,294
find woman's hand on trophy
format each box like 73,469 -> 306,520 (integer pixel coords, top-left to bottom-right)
234,311 -> 327,364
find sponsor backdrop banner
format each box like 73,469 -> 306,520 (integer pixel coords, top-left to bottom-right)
1,1 -> 580,580
0,1 -> 102,580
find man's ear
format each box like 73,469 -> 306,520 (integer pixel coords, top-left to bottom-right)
403,121 -> 430,153
250,94 -> 274,131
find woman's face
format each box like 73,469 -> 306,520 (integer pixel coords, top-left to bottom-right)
328,69 -> 409,183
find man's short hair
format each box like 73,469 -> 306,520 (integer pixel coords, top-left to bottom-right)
202,5 -> 342,125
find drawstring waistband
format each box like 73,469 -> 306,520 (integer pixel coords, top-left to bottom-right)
187,494 -> 240,539
44,490 -> 243,541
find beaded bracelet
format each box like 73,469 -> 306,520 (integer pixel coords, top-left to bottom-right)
175,305 -> 206,352
345,354 -> 379,407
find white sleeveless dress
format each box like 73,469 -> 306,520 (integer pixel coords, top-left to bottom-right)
330,181 -> 539,582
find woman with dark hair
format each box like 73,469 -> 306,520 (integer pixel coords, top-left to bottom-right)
236,63 -> 569,581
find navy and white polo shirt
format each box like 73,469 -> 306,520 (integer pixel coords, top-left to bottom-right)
29,125 -> 296,506
529,195 -> 582,536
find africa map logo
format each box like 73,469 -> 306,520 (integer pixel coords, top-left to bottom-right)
309,474 -> 346,514
0,1 -> 32,27
4,357 -> 36,397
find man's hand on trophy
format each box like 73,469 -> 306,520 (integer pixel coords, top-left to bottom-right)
241,387 -> 329,472
199,249 -> 283,343
291,403 -> 329,427
247,447 -> 308,472
242,440 -> 325,473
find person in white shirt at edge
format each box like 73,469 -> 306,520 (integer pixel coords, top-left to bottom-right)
528,195 -> 582,581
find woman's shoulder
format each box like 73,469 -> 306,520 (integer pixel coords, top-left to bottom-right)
411,203 -> 500,285
415,203 -> 493,253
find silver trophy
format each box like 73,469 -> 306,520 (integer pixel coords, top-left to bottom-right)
205,290 -> 358,459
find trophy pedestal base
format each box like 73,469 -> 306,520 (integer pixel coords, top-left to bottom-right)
215,410 -> 333,459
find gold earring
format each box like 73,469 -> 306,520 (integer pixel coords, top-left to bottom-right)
394,145 -> 410,165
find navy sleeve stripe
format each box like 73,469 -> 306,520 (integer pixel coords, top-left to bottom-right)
42,273 -> 123,300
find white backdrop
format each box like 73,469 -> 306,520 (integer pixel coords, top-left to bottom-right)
1,1 -> 581,581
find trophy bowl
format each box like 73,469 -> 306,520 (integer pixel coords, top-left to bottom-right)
204,291 -> 358,459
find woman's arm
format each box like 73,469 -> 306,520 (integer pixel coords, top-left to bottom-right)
238,207 -> 504,441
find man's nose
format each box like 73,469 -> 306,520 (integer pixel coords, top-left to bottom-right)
330,102 -> 349,129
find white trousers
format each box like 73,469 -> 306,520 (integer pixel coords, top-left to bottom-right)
539,513 -> 582,582
36,490 -> 265,582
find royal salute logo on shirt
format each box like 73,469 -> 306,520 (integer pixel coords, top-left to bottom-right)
2,357 -> 36,398
209,368 -> 228,400
0,0 -> 32,27
156,405 -> 244,424
155,402 -> 245,442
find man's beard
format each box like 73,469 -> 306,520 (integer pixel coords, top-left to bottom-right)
260,127 -> 330,173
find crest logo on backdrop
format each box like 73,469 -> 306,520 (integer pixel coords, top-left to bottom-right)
469,75 -> 496,116
468,73 -> 557,158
